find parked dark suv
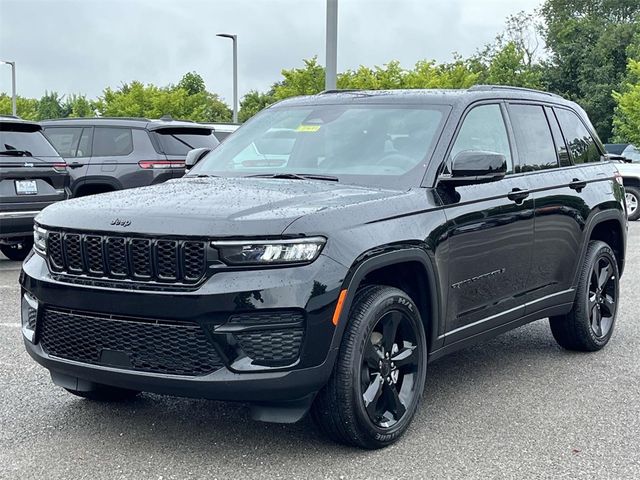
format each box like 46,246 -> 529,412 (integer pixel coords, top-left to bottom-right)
0,116 -> 69,260
41,117 -> 219,197
21,87 -> 627,449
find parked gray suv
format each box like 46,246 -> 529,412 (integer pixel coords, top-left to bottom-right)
41,117 -> 219,197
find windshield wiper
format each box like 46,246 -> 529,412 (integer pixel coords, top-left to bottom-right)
246,173 -> 339,182
0,150 -> 33,157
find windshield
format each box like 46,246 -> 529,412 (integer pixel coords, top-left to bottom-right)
189,104 -> 448,188
0,128 -> 60,157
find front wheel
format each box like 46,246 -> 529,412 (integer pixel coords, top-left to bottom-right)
549,240 -> 619,351
312,286 -> 427,449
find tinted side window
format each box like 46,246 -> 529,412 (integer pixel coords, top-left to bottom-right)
93,127 -> 133,156
155,129 -> 219,156
544,107 -> 571,167
509,104 -> 558,172
555,108 -> 601,164
44,127 -> 83,157
450,104 -> 512,172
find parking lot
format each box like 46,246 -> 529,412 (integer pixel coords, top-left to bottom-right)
0,224 -> 638,479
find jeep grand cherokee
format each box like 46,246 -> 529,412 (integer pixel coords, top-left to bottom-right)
21,86 -> 626,449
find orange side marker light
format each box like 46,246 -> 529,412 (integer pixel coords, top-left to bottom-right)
332,289 -> 348,326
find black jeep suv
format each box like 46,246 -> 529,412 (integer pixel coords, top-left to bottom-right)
21,87 -> 626,449
41,117 -> 219,197
1,117 -> 69,260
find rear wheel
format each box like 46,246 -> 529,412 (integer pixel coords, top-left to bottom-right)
64,385 -> 140,402
549,241 -> 619,351
312,286 -> 427,449
0,237 -> 33,261
625,186 -> 640,221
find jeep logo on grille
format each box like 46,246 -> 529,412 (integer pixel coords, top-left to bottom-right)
110,218 -> 131,227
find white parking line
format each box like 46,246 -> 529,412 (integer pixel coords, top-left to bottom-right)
0,323 -> 20,328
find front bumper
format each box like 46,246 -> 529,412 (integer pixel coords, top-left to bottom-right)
21,252 -> 346,403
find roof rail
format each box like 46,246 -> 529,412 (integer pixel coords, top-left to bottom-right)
0,114 -> 21,119
42,116 -> 151,122
318,89 -> 361,94
469,84 -> 562,98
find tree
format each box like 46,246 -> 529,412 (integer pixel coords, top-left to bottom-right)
273,57 -> 326,100
64,94 -> 95,118
37,91 -> 64,120
0,94 -> 39,120
177,72 -> 206,95
612,58 -> 640,144
541,0 -> 640,140
239,90 -> 275,122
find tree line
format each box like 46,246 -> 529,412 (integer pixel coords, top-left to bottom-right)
1,0 -> 639,144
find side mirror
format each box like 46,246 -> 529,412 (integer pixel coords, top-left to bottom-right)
605,153 -> 631,163
185,148 -> 212,170
440,151 -> 507,186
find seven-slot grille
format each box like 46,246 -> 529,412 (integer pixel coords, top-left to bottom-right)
47,231 -> 206,284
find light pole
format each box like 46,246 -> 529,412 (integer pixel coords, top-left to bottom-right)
217,33 -> 238,123
325,0 -> 338,90
0,60 -> 16,116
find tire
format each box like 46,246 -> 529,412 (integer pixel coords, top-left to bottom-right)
0,237 -> 34,261
64,385 -> 140,402
549,240 -> 619,351
625,186 -> 640,221
311,285 -> 427,449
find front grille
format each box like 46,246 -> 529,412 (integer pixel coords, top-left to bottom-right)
235,329 -> 304,364
47,231 -> 207,284
26,307 -> 37,330
40,309 -> 223,376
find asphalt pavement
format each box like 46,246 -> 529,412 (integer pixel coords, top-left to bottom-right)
1,225 -> 639,479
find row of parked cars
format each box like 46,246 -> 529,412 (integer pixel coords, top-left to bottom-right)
0,115 -> 237,260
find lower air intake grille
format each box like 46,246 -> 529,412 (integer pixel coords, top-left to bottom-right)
235,329 -> 304,364
40,309 -> 223,376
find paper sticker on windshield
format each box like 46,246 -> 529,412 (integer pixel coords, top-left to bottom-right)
296,124 -> 321,132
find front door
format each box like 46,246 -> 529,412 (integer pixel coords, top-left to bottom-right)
438,103 -> 535,344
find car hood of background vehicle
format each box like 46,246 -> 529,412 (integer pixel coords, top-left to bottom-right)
36,176 -> 410,237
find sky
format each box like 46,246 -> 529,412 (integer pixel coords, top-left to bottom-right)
0,0 -> 542,105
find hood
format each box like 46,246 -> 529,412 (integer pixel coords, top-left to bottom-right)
36,177 -> 407,237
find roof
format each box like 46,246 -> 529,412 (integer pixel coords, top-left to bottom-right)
40,116 -> 213,131
272,85 -> 575,109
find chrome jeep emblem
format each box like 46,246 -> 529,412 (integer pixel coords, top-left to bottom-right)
110,218 -> 131,227
23,162 -> 34,168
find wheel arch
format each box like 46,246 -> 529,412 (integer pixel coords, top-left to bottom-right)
72,177 -> 122,197
331,248 -> 444,355
577,210 -> 626,283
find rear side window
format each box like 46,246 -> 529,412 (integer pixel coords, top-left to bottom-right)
155,129 -> 219,156
509,104 -> 558,172
213,131 -> 231,142
44,127 -> 87,157
93,127 -> 133,157
544,107 -> 571,167
450,104 -> 512,172
554,108 -> 601,164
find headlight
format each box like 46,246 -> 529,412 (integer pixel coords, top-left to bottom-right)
33,225 -> 47,254
213,237 -> 326,265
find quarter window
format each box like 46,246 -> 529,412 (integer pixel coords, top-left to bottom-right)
450,104 -> 512,172
93,127 -> 133,157
509,104 -> 558,172
555,108 -> 601,164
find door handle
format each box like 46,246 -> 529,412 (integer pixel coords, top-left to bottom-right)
569,178 -> 587,191
507,188 -> 530,203
68,162 -> 84,169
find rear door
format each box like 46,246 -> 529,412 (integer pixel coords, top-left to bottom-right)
508,103 -> 602,310
439,102 -> 535,344
43,126 -> 92,194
